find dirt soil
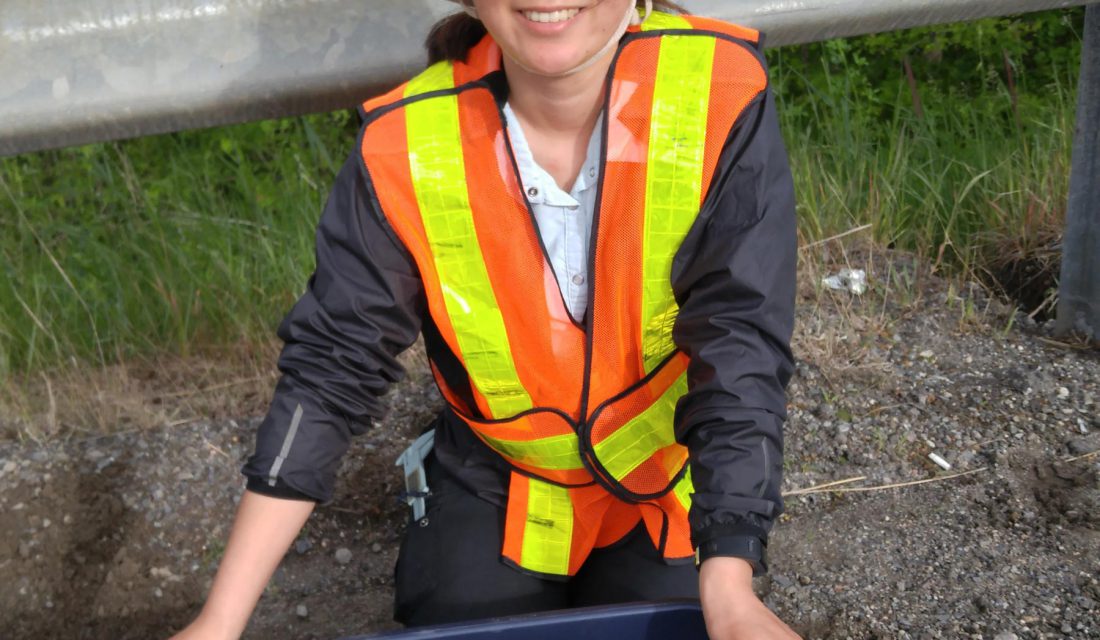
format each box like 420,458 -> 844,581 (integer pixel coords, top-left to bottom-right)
1,249 -> 1097,640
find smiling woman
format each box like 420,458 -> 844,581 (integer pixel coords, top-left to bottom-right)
171,1 -> 799,639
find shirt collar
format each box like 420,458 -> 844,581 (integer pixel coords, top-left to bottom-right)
503,102 -> 603,207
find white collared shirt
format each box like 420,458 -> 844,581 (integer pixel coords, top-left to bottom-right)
502,102 -> 602,324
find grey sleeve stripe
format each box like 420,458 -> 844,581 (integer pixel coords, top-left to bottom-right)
268,403 -> 304,487
757,436 -> 770,498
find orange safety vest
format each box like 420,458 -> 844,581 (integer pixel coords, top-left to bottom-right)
360,12 -> 767,578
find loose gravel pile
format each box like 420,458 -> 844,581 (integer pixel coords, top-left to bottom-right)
1,251 -> 1096,639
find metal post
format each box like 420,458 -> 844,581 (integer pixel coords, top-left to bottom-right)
1056,3 -> 1100,343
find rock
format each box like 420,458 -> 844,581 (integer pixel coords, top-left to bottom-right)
1066,439 -> 1093,456
334,548 -> 352,565
296,604 -> 309,619
1057,387 -> 1070,399
371,542 -> 382,553
295,538 -> 313,555
994,633 -> 1018,640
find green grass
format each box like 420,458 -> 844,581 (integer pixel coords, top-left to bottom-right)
0,18 -> 1083,378
771,38 -> 1076,268
0,111 -> 358,376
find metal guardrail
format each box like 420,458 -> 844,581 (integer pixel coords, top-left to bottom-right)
1,0 -> 1097,340
0,0 -> 1093,156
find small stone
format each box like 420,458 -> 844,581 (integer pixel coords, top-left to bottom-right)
919,350 -> 935,359
798,575 -> 812,586
994,633 -> 1018,640
334,548 -> 352,565
1058,387 -> 1071,399
296,604 -> 309,619
18,541 -> 31,558
896,580 -> 907,592
294,538 -> 313,555
1067,439 -> 1093,455
2,461 -> 15,473
371,543 -> 383,553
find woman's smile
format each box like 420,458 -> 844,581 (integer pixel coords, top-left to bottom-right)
476,0 -> 630,76
515,5 -> 587,35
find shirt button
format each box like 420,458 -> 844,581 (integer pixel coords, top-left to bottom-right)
527,186 -> 539,198
571,274 -> 585,285
587,168 -> 596,179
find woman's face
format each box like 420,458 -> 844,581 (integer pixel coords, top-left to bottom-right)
471,0 -> 636,76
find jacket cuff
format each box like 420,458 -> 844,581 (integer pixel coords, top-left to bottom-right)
695,535 -> 768,576
245,475 -> 320,502
691,520 -> 768,548
692,522 -> 769,577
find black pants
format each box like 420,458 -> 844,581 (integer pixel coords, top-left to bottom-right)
393,455 -> 700,627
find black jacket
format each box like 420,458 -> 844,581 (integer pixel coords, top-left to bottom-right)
242,70 -> 796,569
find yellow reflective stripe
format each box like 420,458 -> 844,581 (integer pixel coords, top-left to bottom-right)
521,477 -> 574,575
673,466 -> 693,512
640,11 -> 693,31
639,34 -> 716,372
478,431 -> 585,471
592,372 -> 688,480
404,63 -> 534,418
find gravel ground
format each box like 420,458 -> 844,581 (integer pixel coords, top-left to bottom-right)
0,250 -> 1097,639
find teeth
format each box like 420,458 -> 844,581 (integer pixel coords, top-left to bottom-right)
522,8 -> 580,23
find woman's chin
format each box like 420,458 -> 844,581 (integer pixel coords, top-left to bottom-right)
510,50 -> 594,77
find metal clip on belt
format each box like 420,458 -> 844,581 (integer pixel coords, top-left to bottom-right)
395,429 -> 435,522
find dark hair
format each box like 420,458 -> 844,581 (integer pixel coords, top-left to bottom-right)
425,1 -> 688,65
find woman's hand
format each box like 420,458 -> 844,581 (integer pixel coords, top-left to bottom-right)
699,557 -> 802,640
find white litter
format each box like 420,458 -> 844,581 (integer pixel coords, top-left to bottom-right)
822,268 -> 868,295
928,452 -> 952,471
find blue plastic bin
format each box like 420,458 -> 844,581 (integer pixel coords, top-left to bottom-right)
340,601 -> 708,639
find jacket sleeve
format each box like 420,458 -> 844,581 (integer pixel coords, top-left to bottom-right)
241,147 -> 425,503
670,87 -> 797,570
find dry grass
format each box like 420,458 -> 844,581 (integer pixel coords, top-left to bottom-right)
0,232 -> 1016,444
0,340 -> 281,443
792,234 -> 1014,402
0,337 -> 433,444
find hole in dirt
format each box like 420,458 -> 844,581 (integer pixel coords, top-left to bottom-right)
981,242 -> 1061,321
